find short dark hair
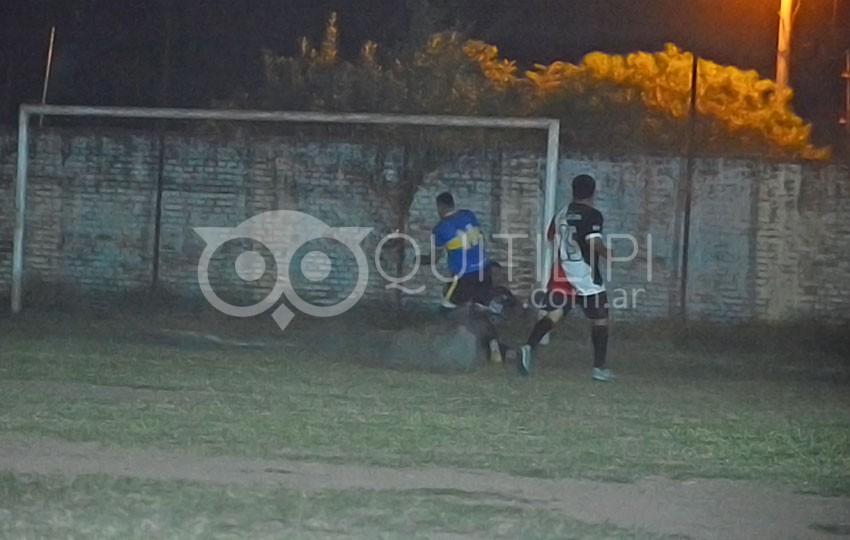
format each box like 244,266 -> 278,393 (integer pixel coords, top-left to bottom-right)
436,192 -> 455,208
572,174 -> 596,199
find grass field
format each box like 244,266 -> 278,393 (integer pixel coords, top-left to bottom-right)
1,304 -> 849,539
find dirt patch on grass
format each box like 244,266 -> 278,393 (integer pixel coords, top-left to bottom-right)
1,436 -> 848,540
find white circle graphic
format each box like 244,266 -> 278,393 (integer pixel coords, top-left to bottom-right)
282,231 -> 371,318
194,211 -> 374,328
301,250 -> 332,282
235,251 -> 266,282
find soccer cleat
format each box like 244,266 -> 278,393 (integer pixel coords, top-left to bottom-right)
517,345 -> 533,376
440,298 -> 458,310
488,339 -> 503,364
592,367 -> 614,382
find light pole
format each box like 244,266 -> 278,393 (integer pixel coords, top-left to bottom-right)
775,0 -> 795,91
842,50 -> 850,135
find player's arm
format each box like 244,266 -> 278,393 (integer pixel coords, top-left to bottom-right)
586,211 -> 610,261
588,236 -> 611,261
420,249 -> 443,266
420,226 -> 446,266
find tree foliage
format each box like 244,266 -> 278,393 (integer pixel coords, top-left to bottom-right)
253,17 -> 515,118
223,13 -> 828,160
469,42 -> 828,159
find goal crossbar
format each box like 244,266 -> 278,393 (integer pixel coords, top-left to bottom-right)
11,104 -> 561,313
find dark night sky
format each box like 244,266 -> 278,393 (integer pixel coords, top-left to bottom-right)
2,0 -> 848,136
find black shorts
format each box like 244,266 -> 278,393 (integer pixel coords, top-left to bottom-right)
444,266 -> 493,306
532,289 -> 609,320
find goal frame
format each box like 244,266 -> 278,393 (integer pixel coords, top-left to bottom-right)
10,104 -> 561,313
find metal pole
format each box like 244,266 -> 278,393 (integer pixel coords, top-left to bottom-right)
11,108 -> 29,314
39,26 -> 56,128
679,53 -> 699,320
151,134 -> 166,289
842,50 -> 850,135
19,105 -> 556,129
151,1 -> 173,290
776,0 -> 794,91
541,120 -> 560,290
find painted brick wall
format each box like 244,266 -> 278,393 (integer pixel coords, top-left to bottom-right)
0,131 -> 160,298
754,163 -> 850,321
153,137 -> 404,308
1,126 -> 849,322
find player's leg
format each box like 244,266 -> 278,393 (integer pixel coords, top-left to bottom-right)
476,310 -> 502,364
470,265 -> 503,364
528,289 -> 569,345
440,277 -> 460,310
527,308 -> 562,347
517,290 -> 571,376
466,289 -> 502,364
444,271 -> 478,308
449,271 -> 502,365
580,292 -> 613,381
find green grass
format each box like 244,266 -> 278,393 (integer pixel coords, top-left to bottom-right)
0,473 -> 669,540
0,309 -> 849,538
1,311 -> 848,496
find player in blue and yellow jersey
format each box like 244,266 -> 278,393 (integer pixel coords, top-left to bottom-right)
422,192 -> 504,364
431,192 -> 491,305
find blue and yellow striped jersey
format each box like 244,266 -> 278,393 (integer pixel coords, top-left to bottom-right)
432,209 -> 489,277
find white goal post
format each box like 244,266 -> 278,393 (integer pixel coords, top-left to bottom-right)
10,104 -> 561,313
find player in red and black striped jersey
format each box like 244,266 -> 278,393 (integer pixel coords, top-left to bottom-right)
518,174 -> 614,381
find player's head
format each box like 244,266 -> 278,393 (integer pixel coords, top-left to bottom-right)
436,192 -> 455,217
572,174 -> 596,201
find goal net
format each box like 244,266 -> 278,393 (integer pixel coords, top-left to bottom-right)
5,105 -> 560,318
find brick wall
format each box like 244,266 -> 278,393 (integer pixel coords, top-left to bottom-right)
0,131 -> 160,297
1,126 -> 848,322
754,163 -> 850,320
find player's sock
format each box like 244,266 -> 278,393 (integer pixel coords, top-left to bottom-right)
475,313 -> 497,345
591,325 -> 608,368
527,317 -> 555,348
488,338 -> 503,364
